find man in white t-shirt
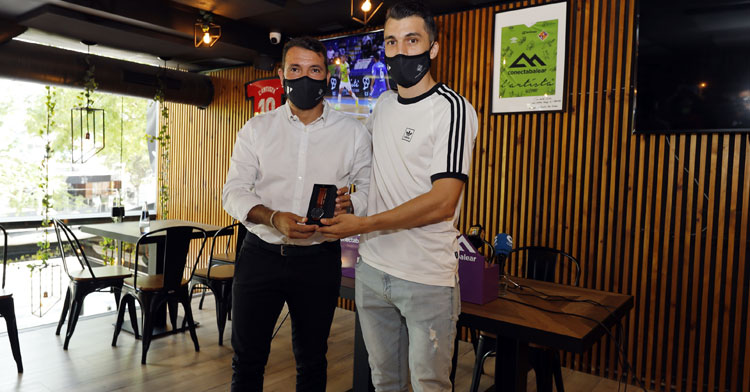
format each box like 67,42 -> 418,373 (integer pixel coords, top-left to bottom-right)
319,1 -> 478,390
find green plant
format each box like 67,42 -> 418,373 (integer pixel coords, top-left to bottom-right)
99,237 -> 117,265
147,74 -> 170,218
122,242 -> 136,263
199,10 -> 214,24
78,55 -> 98,109
29,86 -> 57,274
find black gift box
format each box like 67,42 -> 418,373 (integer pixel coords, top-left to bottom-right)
305,184 -> 338,225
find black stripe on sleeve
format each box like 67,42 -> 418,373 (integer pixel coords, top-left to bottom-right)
458,95 -> 466,173
436,87 -> 460,173
431,172 -> 469,183
446,87 -> 461,172
439,86 -> 466,174
435,89 -> 455,174
445,86 -> 464,173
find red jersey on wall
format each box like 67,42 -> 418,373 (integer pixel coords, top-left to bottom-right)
245,77 -> 283,116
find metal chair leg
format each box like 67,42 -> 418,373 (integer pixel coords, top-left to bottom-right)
469,334 -> 492,392
198,285 -> 206,309
112,295 -> 128,346
2,299 -> 23,372
56,287 -> 72,336
552,351 -> 565,392
182,293 -> 200,352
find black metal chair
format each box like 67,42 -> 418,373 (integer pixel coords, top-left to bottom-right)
111,226 -> 207,364
52,219 -> 132,350
0,223 -> 22,372
207,220 -> 245,265
197,220 -> 245,310
187,222 -> 244,345
469,246 -> 581,392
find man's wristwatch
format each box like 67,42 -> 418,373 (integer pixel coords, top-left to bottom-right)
310,187 -> 327,220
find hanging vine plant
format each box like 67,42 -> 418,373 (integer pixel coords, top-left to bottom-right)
148,70 -> 170,218
78,54 -> 98,108
29,86 -> 57,274
71,48 -> 105,164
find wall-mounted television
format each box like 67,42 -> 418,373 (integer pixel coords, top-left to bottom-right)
321,30 -> 393,121
634,0 -> 750,134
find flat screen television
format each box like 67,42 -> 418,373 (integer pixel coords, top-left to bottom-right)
634,0 -> 750,134
321,30 -> 393,121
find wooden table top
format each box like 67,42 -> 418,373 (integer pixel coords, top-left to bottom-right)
460,277 -> 633,353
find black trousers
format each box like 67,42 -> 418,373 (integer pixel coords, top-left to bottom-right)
231,234 -> 342,392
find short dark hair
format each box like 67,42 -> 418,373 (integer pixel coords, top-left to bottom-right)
386,1 -> 437,42
281,36 -> 327,69
373,52 -> 380,61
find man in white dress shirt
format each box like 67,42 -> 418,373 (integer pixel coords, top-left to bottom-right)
222,36 -> 371,391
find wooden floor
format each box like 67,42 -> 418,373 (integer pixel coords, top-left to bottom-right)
0,295 -> 644,391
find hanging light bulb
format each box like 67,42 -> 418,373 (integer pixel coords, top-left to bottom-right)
195,18 -> 221,47
85,131 -> 90,140
351,0 -> 381,25
202,25 -> 211,44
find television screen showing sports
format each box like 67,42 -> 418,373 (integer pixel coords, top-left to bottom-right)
321,30 -> 393,121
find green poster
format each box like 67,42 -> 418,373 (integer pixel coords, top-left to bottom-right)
499,19 -> 558,98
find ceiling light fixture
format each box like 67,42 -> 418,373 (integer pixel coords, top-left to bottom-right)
194,11 -> 221,47
352,0 -> 382,25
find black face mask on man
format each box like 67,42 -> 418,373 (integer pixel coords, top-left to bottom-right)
283,76 -> 327,110
385,44 -> 433,88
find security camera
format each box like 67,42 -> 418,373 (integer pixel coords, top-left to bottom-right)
269,31 -> 281,45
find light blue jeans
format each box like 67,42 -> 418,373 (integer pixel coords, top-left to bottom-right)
355,260 -> 460,392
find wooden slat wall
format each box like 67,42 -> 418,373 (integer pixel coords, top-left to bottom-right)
160,66 -> 274,275
163,1 -> 750,391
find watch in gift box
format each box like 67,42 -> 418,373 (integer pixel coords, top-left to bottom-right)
310,187 -> 328,220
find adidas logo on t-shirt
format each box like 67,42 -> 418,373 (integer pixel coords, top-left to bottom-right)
402,128 -> 415,142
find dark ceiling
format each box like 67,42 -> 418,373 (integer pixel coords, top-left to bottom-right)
0,0 -> 499,72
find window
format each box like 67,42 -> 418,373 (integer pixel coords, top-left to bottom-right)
0,79 -> 155,219
0,79 -> 156,329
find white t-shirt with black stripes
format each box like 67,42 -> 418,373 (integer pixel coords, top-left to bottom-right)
359,83 -> 478,287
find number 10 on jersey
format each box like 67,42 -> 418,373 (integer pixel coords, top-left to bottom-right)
245,78 -> 284,116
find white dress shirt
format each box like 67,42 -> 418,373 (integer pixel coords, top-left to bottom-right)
223,101 -> 372,246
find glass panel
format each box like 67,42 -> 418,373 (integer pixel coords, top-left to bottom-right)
0,79 -> 156,220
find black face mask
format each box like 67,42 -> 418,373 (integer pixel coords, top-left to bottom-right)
385,45 -> 432,88
283,76 -> 327,110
